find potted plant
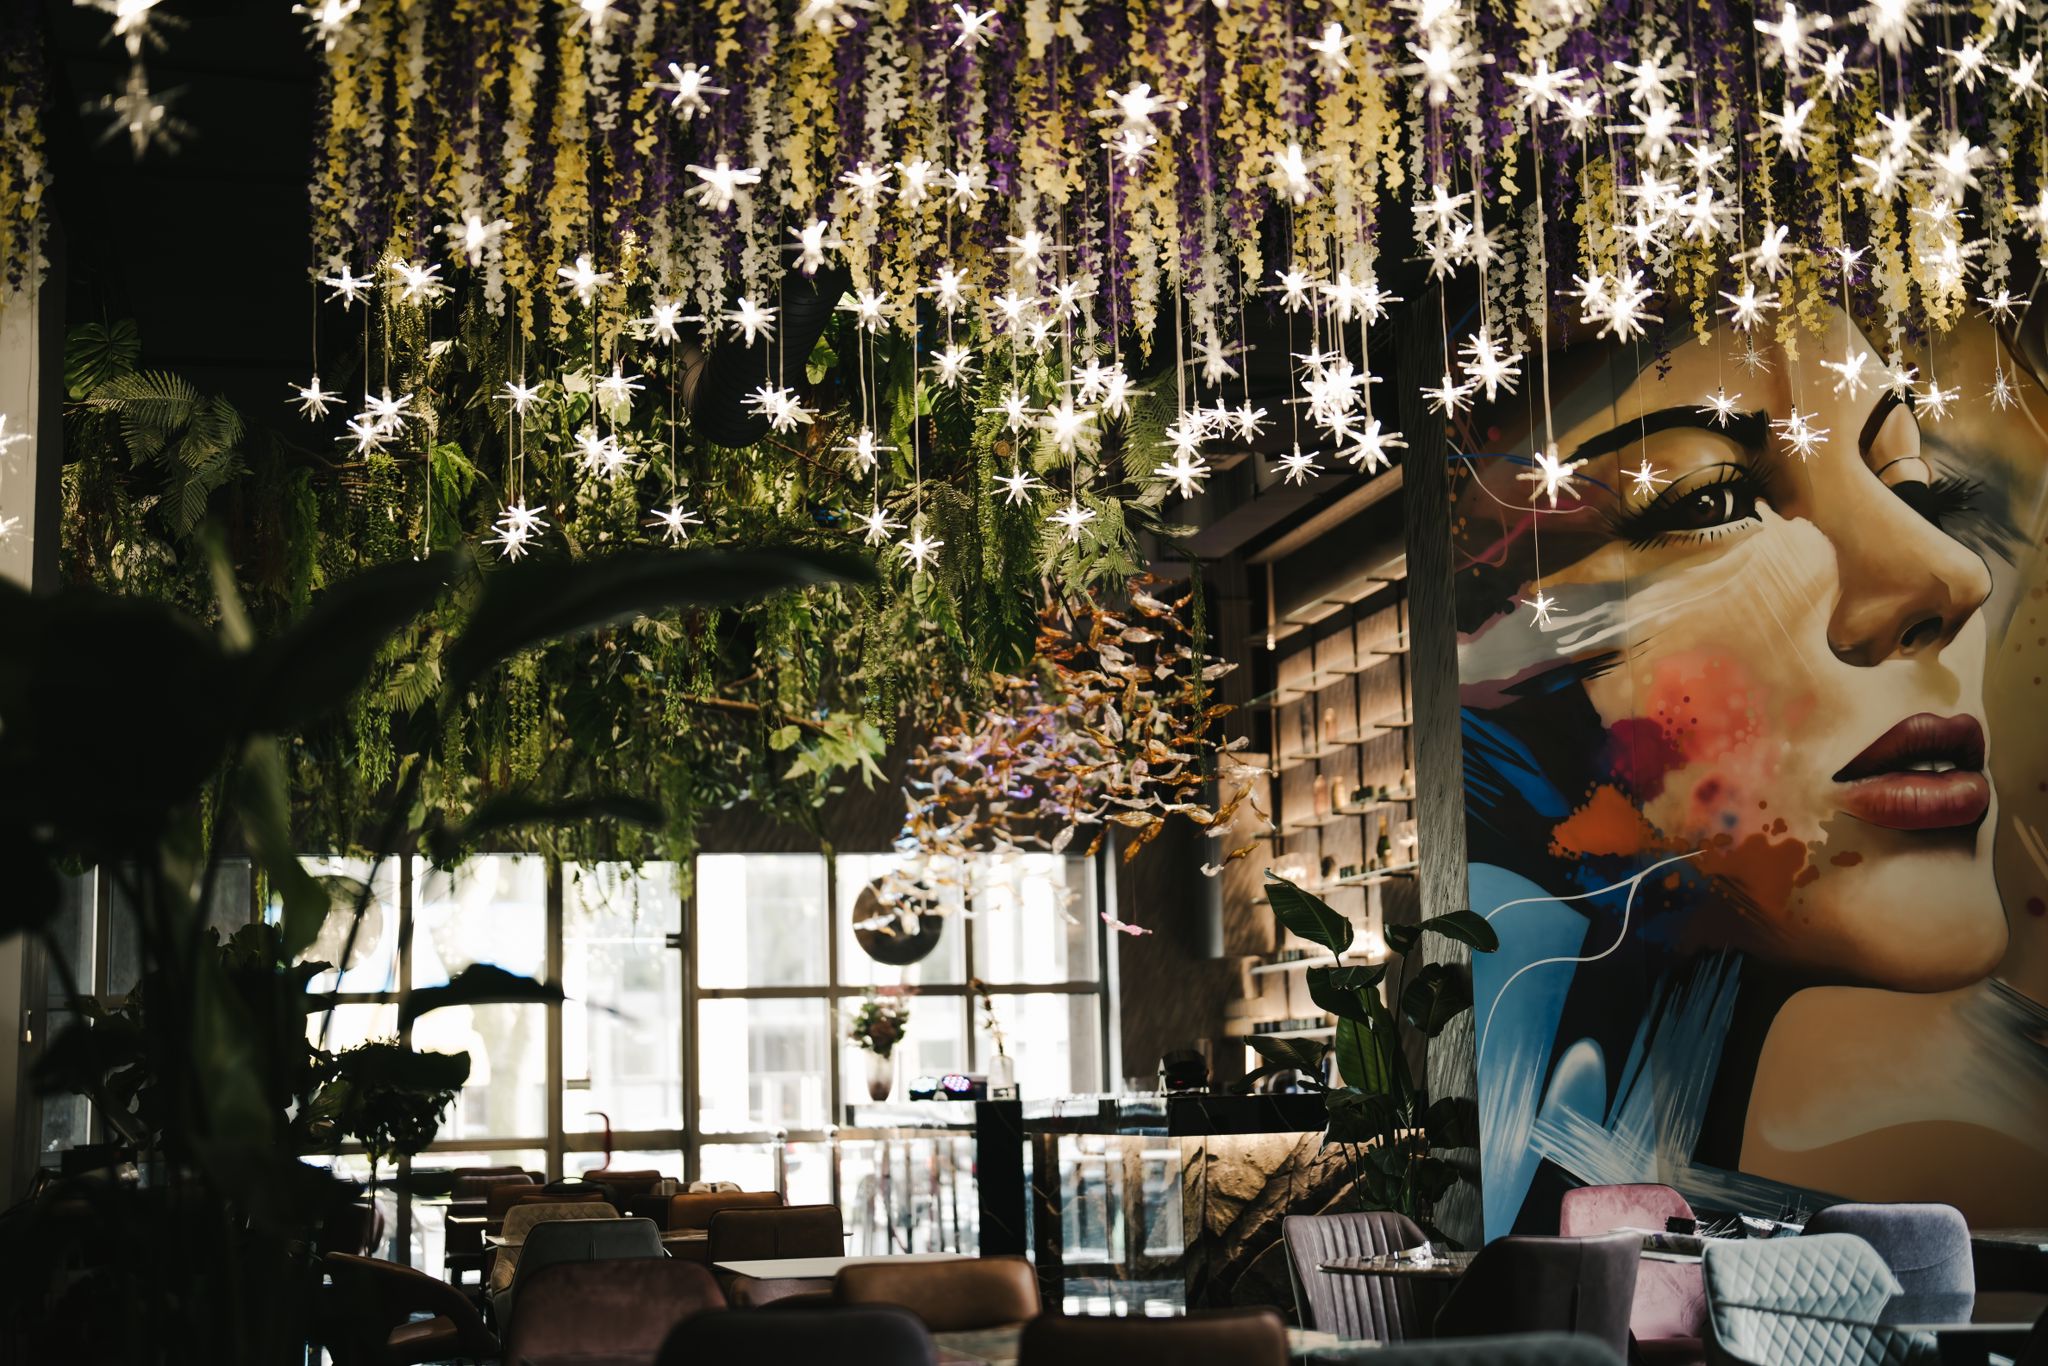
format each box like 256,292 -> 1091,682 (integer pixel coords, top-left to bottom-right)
848,987 -> 913,1101
1243,874 -> 1499,1242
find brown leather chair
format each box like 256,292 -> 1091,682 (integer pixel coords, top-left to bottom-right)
1018,1309 -> 1288,1366
584,1167 -> 665,1193
836,1255 -> 1040,1332
502,1257 -> 723,1366
707,1204 -> 846,1307
323,1252 -> 499,1366
669,1189 -> 786,1231
487,1184 -> 590,1223
450,1167 -> 532,1199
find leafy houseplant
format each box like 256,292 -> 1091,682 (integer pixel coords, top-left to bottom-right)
1245,875 -> 1499,1241
0,538 -> 869,1363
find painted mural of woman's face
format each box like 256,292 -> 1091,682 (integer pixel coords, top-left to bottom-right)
1459,309 -> 2006,990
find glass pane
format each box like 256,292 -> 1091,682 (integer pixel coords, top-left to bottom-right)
412,855 -> 547,987
977,993 -> 1101,1099
418,1003 -> 548,1141
566,1147 -> 681,1180
309,1002 -> 400,1052
842,996 -> 968,1103
297,856 -> 404,996
36,1008 -> 91,1162
697,1141 -> 778,1194
409,1147 -> 546,1274
694,854 -> 827,988
563,862 -> 682,1133
207,860 -> 255,940
838,1134 -> 977,1255
836,853 -> 966,988
43,873 -> 95,1002
972,855 -> 1097,984
303,1153 -> 401,1262
106,871 -> 143,998
697,998 -> 830,1132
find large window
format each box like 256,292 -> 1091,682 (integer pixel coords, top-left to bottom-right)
31,850 -> 1111,1269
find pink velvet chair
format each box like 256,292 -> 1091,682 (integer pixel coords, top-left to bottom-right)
1559,1183 -> 1706,1366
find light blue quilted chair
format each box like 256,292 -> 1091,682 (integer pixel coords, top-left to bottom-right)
1701,1233 -> 1942,1366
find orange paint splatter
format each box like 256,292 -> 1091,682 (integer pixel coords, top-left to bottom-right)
1550,785 -> 1659,858
1829,850 -> 1864,867
1697,831 -> 1811,916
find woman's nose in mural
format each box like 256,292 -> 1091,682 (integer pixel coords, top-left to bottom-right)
1822,466 -> 1991,669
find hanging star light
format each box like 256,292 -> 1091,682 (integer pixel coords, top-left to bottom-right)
1745,223 -> 1795,279
0,514 -> 19,544
487,501 -> 550,560
1978,287 -> 2024,324
445,210 -> 508,265
1507,56 -> 1580,111
650,61 -> 727,122
997,466 -> 1044,505
840,288 -> 891,332
1276,444 -> 1322,485
1627,457 -> 1668,497
926,264 -> 971,314
1929,136 -> 1989,198
684,155 -> 762,212
1457,328 -> 1523,400
390,259 -> 447,304
1598,270 -> 1660,340
1525,591 -> 1558,627
363,388 -> 413,433
1232,400 -> 1269,442
343,415 -> 388,456
1762,97 -> 1817,161
1919,381 -> 1959,420
857,505 -> 901,546
1820,349 -> 1872,397
1423,372 -> 1475,416
840,161 -> 892,209
556,253 -> 610,305
793,0 -> 870,34
650,503 -> 704,545
639,298 -> 690,344
895,157 -> 939,207
900,523 -> 945,571
1736,338 -> 1774,374
1989,365 -> 2018,411
292,0 -> 361,50
571,0 -> 619,37
1772,408 -> 1829,458
501,379 -> 542,414
1268,142 -> 1315,204
1345,420 -> 1407,472
1518,446 -> 1581,507
838,428 -> 892,474
789,218 -> 841,275
1718,281 -> 1779,330
1884,354 -> 1920,397
91,64 -> 181,158
1048,498 -> 1097,541
1153,451 -> 1210,497
290,375 -> 339,420
1754,1 -> 1829,72
725,297 -> 777,346
950,5 -> 1001,51
929,344 -> 977,388
988,388 -> 1036,432
1108,128 -> 1157,169
321,264 -> 373,309
2002,51 -> 2046,106
1303,21 -> 1355,77
1040,401 -> 1093,454
1699,389 -> 1742,426
595,363 -> 645,409
1100,82 -> 1174,134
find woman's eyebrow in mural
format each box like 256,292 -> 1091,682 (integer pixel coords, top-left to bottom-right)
1855,391 -> 1911,455
1566,406 -> 1770,468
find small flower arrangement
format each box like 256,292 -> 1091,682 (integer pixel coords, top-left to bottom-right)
848,987 -> 913,1058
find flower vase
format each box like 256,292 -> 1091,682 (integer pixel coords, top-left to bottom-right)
865,1050 -> 895,1102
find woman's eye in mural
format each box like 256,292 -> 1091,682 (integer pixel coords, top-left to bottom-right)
1866,395 -> 1979,532
1615,463 -> 1768,547
1886,472 -> 1981,530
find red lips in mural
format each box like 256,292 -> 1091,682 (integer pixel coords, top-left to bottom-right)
1833,713 -> 1990,832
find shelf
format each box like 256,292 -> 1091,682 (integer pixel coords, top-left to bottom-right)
1360,712 -> 1413,732
1366,633 -> 1410,657
1333,793 -> 1415,817
1235,1025 -> 1336,1041
1266,555 -> 1409,645
1248,949 -> 1387,976
1278,810 -> 1352,834
1328,861 -> 1420,887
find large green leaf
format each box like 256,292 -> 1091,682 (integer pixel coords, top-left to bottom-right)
422,790 -> 665,865
1265,875 -> 1355,958
240,553 -> 463,734
400,964 -> 564,1029
1423,1094 -> 1480,1151
1306,963 -> 1387,1023
1384,909 -> 1500,957
64,319 -> 141,399
1399,962 -> 1474,1037
237,738 -> 333,961
1333,1014 -> 1393,1093
1324,1086 -> 1402,1146
1244,1034 -> 1331,1077
445,546 -> 874,689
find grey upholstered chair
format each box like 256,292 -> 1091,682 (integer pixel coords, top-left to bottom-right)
488,1214 -> 661,1327
1433,1233 -> 1641,1359
1701,1233 -> 1941,1366
1304,1335 -> 1625,1366
1802,1203 -> 1973,1296
1282,1210 -> 1434,1341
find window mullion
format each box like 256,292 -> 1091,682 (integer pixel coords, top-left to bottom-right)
545,858 -> 565,1181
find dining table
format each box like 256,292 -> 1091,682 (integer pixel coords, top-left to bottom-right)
931,1325 -> 1358,1364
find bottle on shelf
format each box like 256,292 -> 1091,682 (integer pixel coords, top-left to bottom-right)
1376,815 -> 1393,866
1312,772 -> 1330,816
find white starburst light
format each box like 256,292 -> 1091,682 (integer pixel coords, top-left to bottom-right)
1919,381 -> 1959,420
445,210 -> 508,265
929,344 -> 977,388
291,376 -> 339,420
1458,328 -> 1523,400
1040,402 -> 1093,454
900,525 -> 945,571
1048,499 -> 1097,542
1698,389 -> 1741,427
1268,142 -> 1315,204
1303,22 -> 1355,77
390,258 -> 446,304
650,503 -> 703,546
1517,446 -> 1581,507
725,297 -> 778,346
997,466 -> 1043,505
1772,408 -> 1829,458
839,288 -> 891,332
950,4 -> 1001,50
1989,366 -> 2018,411
857,504 -> 901,546
1276,444 -> 1322,486
1718,281 -> 1780,330
840,162 -> 892,209
1423,372 -> 1476,416
595,364 -> 644,409
292,0 -> 361,50
501,379 -> 542,414
556,253 -> 611,305
1345,420 -> 1407,472
650,61 -> 726,122
1627,458 -> 1668,497
789,218 -> 841,276
1820,349 -> 1873,398
684,155 -> 762,213
487,501 -> 550,561
321,264 -> 373,309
